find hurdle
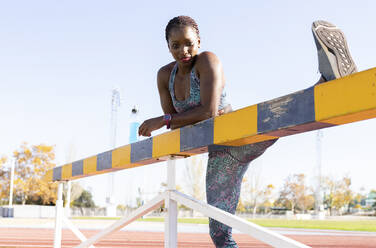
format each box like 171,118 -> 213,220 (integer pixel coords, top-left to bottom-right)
44,67 -> 376,248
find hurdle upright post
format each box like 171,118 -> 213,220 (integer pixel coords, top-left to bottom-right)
165,156 -> 178,248
54,182 -> 64,248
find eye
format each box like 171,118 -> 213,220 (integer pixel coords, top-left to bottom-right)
171,43 -> 179,49
186,42 -> 193,46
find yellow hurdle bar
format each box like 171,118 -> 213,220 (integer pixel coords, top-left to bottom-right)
45,67 -> 376,182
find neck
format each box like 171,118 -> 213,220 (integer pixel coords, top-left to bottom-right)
176,63 -> 193,75
176,56 -> 196,75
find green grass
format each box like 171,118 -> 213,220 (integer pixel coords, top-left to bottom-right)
247,219 -> 376,232
72,216 -> 376,232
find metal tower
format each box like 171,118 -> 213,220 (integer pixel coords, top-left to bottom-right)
106,88 -> 121,216
110,88 -> 121,148
315,130 -> 324,216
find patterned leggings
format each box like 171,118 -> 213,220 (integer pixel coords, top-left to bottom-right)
206,139 -> 277,248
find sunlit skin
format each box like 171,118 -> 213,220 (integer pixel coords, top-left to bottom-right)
138,26 -> 232,137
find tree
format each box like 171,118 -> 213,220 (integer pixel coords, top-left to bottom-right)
366,190 -> 376,213
352,193 -> 365,210
11,143 -> 57,205
0,156 -> 9,204
0,156 -> 7,167
259,184 -> 275,213
72,189 -> 96,215
240,164 -> 261,214
63,182 -> 83,207
276,174 -> 314,213
240,166 -> 275,215
322,176 -> 353,215
181,155 -> 206,201
136,187 -> 144,208
342,177 -> 353,213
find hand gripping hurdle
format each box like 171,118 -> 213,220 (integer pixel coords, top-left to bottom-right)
45,68 -> 376,248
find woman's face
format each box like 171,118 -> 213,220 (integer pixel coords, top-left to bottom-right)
168,26 -> 200,67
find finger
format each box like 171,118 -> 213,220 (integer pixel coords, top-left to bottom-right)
139,125 -> 146,136
140,122 -> 147,133
141,125 -> 150,137
145,128 -> 151,137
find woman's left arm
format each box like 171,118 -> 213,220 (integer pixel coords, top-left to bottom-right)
169,51 -> 224,129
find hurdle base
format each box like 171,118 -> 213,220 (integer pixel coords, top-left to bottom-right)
53,156 -> 311,248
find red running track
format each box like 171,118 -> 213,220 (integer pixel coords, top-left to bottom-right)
1,227 -> 376,248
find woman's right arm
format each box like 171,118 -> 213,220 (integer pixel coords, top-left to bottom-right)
138,65 -> 177,137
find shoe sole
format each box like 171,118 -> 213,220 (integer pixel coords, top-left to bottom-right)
312,20 -> 357,80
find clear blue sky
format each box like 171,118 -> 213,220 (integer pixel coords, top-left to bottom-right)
1,0 -> 375,206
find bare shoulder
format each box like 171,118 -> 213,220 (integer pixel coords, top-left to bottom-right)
195,51 -> 222,70
157,62 -> 175,88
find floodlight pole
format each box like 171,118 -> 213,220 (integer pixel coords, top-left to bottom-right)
8,159 -> 15,208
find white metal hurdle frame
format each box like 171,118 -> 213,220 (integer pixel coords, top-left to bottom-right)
53,155 -> 310,248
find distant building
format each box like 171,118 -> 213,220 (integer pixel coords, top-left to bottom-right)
365,191 -> 376,207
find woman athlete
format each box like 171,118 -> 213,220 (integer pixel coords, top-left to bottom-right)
138,16 -> 357,247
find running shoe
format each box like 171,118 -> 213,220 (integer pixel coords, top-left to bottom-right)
312,20 -> 357,81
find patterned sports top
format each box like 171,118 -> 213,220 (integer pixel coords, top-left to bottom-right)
168,63 -> 228,113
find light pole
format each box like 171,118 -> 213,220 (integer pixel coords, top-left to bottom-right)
106,88 -> 121,217
7,158 -> 15,217
315,130 -> 324,219
126,106 -> 140,208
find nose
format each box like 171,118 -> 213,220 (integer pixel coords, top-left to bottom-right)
181,45 -> 189,55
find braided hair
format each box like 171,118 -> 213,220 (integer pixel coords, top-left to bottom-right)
165,16 -> 200,42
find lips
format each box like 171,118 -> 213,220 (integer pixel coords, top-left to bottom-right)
181,57 -> 191,63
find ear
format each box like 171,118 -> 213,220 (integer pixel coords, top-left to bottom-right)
197,38 -> 201,48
